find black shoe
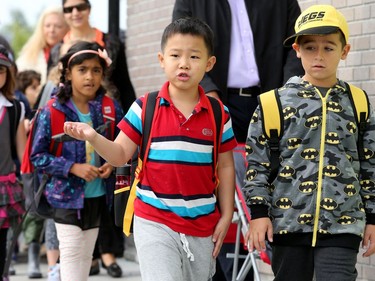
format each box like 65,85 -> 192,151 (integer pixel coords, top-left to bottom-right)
89,260 -> 100,276
103,262 -> 122,278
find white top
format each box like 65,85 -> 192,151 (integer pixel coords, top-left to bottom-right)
16,50 -> 47,85
0,93 -> 26,123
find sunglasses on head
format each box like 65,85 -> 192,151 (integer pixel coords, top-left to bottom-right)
63,2 -> 90,14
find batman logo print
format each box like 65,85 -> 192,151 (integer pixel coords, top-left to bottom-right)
360,179 -> 375,191
245,144 -> 253,156
297,91 -> 315,98
327,101 -> 342,112
300,148 -> 319,160
364,148 -> 374,160
299,181 -> 316,193
323,165 -> 340,177
320,198 -> 338,210
344,184 -> 356,196
287,138 -> 302,149
279,166 -> 295,177
250,196 -> 267,205
250,112 -> 259,124
337,216 -> 356,225
283,106 -> 297,120
258,134 -> 267,145
246,169 -> 257,181
297,214 -> 313,224
326,132 -> 340,144
305,116 -> 321,128
346,122 -> 357,134
275,198 -> 292,209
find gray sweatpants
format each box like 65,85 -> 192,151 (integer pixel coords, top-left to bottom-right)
134,215 -> 216,281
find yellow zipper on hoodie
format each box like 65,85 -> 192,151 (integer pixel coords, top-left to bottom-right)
312,88 -> 331,247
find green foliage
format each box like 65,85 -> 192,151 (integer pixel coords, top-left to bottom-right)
0,9 -> 32,58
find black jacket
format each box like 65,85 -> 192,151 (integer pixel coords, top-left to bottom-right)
172,0 -> 304,103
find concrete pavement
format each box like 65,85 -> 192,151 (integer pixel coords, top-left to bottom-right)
8,243 -> 273,281
9,256 -> 141,281
9,258 -> 274,281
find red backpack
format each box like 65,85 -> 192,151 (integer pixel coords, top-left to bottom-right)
21,96 -> 116,218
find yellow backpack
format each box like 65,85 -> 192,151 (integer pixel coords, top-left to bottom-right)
258,82 -> 370,182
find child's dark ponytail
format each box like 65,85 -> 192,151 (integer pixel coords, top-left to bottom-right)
55,55 -> 72,103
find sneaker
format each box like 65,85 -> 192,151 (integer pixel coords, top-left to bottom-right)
9,261 -> 16,275
48,264 -> 60,281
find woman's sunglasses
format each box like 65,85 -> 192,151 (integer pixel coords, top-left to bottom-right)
63,2 -> 91,14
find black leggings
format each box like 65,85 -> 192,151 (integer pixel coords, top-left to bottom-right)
92,206 -> 124,259
0,228 -> 9,277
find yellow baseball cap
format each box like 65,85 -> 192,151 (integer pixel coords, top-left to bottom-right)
284,5 -> 349,46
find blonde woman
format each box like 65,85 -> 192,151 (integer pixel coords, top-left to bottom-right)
16,6 -> 68,85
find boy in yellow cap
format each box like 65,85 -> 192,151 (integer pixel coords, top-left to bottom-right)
243,4 -> 375,281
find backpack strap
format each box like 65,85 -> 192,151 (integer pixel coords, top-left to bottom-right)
207,96 -> 224,186
124,91 -> 158,236
101,95 -> 116,140
345,82 -> 370,161
48,99 -> 65,156
8,99 -> 21,159
140,91 -> 158,163
258,89 -> 283,183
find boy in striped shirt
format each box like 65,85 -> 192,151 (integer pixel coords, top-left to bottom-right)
64,17 -> 237,281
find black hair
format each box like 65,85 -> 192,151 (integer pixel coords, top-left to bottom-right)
0,44 -> 15,100
16,70 -> 41,93
62,0 -> 90,5
56,41 -> 107,103
296,30 -> 347,48
161,17 -> 214,56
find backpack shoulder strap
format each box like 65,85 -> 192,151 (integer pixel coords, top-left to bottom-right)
130,91 -> 158,182
207,96 -> 224,185
345,82 -> 369,126
124,92 -> 158,236
48,99 -> 65,156
345,82 -> 370,161
259,89 -> 283,139
8,99 -> 22,159
140,91 -> 158,160
102,95 -> 116,140
258,89 -> 283,183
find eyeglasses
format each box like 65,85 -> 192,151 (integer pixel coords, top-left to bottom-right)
0,66 -> 7,74
63,2 -> 90,14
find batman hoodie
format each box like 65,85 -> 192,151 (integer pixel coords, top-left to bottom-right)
244,76 -> 375,249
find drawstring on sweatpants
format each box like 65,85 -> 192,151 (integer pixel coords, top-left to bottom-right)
180,233 -> 195,261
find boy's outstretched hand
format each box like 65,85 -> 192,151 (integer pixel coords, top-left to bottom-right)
245,217 -> 273,253
64,122 -> 97,142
